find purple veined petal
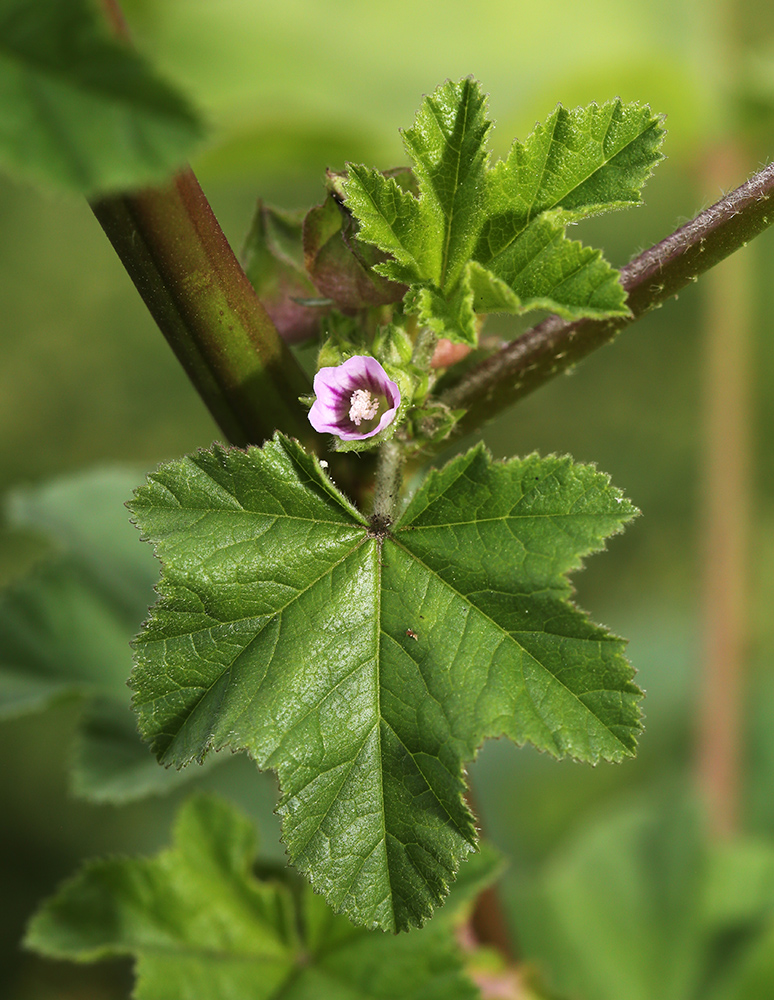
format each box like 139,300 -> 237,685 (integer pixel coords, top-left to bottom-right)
309,355 -> 401,440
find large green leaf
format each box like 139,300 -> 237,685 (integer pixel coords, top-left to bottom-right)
26,794 -> 481,1000
0,0 -> 204,194
128,434 -> 641,931
343,78 -> 664,344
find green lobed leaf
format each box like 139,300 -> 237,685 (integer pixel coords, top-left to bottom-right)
128,435 -> 641,931
400,77 -> 492,291
26,794 -> 481,1000
0,0 -> 204,194
343,78 -> 664,344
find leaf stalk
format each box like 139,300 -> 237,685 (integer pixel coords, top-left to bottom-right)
372,440 -> 405,523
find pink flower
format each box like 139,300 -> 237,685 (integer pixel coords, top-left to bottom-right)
309,356 -> 401,440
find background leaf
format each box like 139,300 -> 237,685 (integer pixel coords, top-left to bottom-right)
26,793 -> 482,1000
0,468 -> 218,802
129,435 -> 640,931
0,0 -> 204,194
515,787 -> 774,1000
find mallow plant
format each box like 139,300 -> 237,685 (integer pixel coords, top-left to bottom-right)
4,1 -> 774,998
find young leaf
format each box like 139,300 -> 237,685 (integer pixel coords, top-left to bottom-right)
302,190 -> 407,310
241,201 -> 326,344
26,794 -> 481,1000
343,78 -> 664,345
0,0 -> 204,194
128,435 -> 641,931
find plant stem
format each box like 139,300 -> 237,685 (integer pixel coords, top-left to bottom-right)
411,326 -> 438,369
94,0 -> 314,449
100,0 -> 130,38
439,163 -> 774,436
461,783 -> 517,976
92,174 -> 314,449
372,441 -> 405,522
694,0 -> 751,839
697,169 -> 751,838
697,142 -> 752,838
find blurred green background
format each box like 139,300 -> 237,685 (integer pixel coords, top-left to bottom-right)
3,1 -> 774,997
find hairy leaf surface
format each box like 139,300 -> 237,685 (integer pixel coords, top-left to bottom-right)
129,435 -> 641,931
343,78 -> 664,344
0,0 -> 203,194
26,794 -> 481,1000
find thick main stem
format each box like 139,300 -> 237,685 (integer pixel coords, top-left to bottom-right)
95,0 -> 313,450
439,163 -> 774,437
92,173 -> 314,449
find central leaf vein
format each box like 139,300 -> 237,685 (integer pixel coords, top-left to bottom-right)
289,724 -> 378,860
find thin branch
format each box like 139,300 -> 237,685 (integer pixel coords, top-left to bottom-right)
440,163 -> 774,434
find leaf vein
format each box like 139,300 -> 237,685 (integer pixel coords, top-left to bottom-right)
388,538 -> 631,752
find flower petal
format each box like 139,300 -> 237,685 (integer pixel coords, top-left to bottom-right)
308,355 -> 401,440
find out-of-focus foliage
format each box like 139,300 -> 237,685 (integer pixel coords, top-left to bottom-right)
515,787 -> 774,1000
4,0 -> 774,997
27,795 -> 495,1000
0,0 -> 204,194
0,468 -> 226,803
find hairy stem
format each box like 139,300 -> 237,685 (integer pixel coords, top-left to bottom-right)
372,441 -> 405,522
411,325 -> 439,369
439,163 -> 774,435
